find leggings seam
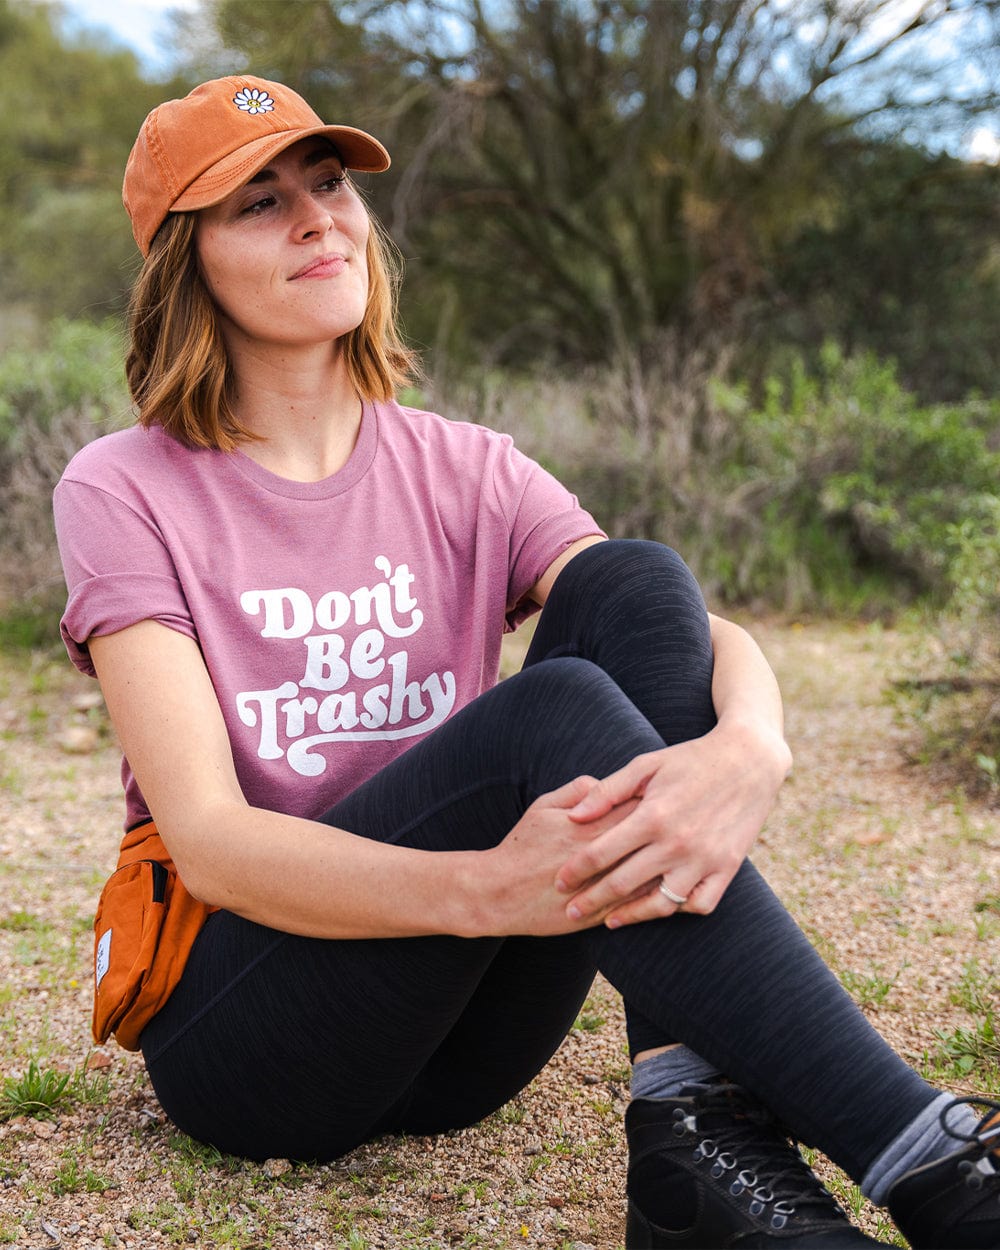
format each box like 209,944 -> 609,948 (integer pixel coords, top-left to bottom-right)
371,775 -> 541,845
143,929 -> 289,1063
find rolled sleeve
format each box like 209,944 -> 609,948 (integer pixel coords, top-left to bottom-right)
60,572 -> 195,676
491,439 -> 605,630
53,478 -> 194,676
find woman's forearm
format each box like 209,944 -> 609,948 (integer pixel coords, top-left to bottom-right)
172,798 -> 489,940
707,613 -> 792,774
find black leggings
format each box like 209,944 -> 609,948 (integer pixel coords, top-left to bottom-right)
142,540 -> 936,1178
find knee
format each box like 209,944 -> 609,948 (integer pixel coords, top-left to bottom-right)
554,539 -> 705,606
505,657 -> 655,754
543,541 -> 710,659
511,654 -> 623,710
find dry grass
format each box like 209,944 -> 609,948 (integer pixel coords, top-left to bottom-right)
1,616 -> 997,1248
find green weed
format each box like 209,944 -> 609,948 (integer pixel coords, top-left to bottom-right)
0,1060 -> 72,1121
52,1152 -> 113,1196
935,1016 -> 1000,1079
0,1057 -> 109,1127
839,963 -> 904,1009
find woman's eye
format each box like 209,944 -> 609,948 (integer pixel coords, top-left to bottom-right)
319,174 -> 346,193
242,194 -> 277,216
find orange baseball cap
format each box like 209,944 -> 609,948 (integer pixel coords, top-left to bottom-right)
123,75 -> 391,256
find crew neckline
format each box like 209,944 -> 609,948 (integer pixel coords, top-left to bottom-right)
226,401 -> 379,500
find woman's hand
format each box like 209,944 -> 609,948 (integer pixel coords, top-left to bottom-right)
554,718 -> 792,928
475,777 -> 642,936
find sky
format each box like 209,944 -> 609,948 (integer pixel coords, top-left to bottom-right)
54,0 -> 1000,162
57,0 -> 197,74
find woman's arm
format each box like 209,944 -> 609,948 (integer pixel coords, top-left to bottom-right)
89,619 -> 627,941
530,541 -> 792,927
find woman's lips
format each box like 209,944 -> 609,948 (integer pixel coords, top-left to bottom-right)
291,254 -> 347,279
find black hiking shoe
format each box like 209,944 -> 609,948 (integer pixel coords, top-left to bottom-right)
886,1096 -> 1000,1249
625,1083 -> 884,1247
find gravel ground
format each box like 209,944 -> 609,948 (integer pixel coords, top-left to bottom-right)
0,616 -> 997,1249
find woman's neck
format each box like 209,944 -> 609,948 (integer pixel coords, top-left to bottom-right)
227,342 -> 365,483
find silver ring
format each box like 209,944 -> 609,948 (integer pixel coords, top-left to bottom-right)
658,878 -> 689,906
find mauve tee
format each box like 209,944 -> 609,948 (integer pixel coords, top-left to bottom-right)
53,400 -> 603,830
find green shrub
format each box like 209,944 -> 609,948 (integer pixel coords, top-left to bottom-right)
901,494 -> 1000,798
0,318 -> 130,635
0,318 -> 128,455
457,342 -> 998,615
710,344 -> 1000,610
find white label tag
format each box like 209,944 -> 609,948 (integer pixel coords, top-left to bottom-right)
95,928 -> 112,989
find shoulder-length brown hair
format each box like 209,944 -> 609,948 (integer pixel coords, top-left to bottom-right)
125,197 -> 419,452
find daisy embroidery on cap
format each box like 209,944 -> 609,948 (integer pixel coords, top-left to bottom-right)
233,87 -> 274,115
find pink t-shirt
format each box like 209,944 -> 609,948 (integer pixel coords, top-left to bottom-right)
54,401 -> 603,830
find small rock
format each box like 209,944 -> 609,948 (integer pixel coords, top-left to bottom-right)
72,690 -> 106,713
57,726 -> 100,754
262,1157 -> 292,1178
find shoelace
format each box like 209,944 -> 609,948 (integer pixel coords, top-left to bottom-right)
675,1083 -> 848,1229
940,1096 -> 1000,1192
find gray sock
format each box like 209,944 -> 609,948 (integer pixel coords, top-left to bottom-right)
630,1046 -> 722,1101
861,1092 -> 979,1206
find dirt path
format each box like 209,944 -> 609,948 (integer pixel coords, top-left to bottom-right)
1,618 -> 997,1249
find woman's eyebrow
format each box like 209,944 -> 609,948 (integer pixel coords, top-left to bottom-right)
247,147 -> 344,186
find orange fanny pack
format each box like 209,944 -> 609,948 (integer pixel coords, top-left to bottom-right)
92,821 -> 217,1051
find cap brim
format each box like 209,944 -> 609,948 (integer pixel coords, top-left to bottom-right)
171,124 -> 390,212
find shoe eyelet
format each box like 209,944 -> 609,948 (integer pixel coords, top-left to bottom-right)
710,1152 -> 736,1179
959,1160 -> 986,1191
771,1213 -> 789,1230
674,1110 -> 698,1135
730,1169 -> 757,1197
671,1108 -> 691,1137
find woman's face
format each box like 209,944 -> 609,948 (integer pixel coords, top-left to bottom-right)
195,138 -> 371,356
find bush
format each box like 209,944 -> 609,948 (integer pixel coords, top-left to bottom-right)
445,342 -> 1000,615
899,495 -> 1000,801
0,318 -> 130,637
709,344 -> 1000,611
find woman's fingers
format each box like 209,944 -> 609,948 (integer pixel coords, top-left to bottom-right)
560,799 -> 746,923
534,774 -> 600,811
566,755 -> 655,821
601,869 -> 732,928
554,810 -> 647,895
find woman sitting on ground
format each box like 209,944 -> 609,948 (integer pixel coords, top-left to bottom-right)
54,76 -> 999,1249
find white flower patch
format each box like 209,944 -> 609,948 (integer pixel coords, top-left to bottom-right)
233,88 -> 275,115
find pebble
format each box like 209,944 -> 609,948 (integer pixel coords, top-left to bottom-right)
57,726 -> 100,754
262,1157 -> 292,1178
72,691 -> 106,713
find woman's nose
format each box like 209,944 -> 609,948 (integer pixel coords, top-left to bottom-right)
293,190 -> 334,239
